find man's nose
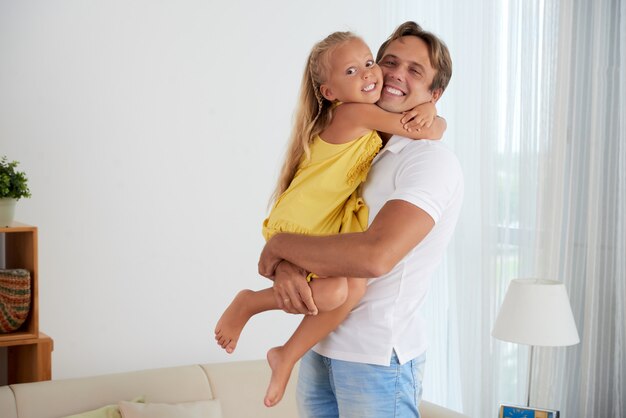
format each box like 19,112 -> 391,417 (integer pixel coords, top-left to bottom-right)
384,67 -> 404,82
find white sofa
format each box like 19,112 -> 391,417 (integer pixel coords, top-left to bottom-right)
0,359 -> 468,418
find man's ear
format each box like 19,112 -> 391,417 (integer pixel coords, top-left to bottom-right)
431,88 -> 443,103
320,84 -> 335,101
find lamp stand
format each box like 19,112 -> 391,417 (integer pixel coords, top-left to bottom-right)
526,345 -> 534,407
499,345 -> 561,417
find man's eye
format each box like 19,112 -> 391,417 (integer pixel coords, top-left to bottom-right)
381,60 -> 395,67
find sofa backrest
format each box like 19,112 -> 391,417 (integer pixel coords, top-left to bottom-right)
5,364 -> 213,418
201,360 -> 298,418
0,360 -> 467,418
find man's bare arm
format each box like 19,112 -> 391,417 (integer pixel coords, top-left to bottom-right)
259,199 -> 435,279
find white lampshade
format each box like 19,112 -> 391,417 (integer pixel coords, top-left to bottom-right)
492,278 -> 580,347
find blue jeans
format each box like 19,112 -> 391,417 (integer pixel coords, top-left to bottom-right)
297,350 -> 426,418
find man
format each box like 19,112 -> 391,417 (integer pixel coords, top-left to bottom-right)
259,21 -> 463,418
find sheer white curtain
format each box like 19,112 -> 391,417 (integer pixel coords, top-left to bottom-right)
533,0 -> 626,416
383,1 -> 625,417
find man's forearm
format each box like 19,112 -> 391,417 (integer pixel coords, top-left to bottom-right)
262,200 -> 435,280
267,231 -> 384,279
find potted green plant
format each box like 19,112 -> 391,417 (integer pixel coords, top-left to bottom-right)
0,156 -> 31,226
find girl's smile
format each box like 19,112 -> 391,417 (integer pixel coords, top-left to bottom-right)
362,82 -> 377,92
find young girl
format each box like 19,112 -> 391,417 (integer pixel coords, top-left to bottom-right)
214,31 -> 445,407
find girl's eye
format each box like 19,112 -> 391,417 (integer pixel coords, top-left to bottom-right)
365,60 -> 375,67
346,67 -> 357,75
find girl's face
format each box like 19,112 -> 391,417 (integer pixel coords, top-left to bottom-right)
320,38 -> 383,104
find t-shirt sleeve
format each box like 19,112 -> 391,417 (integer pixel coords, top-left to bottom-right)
388,145 -> 463,224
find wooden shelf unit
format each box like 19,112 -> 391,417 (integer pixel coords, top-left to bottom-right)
0,222 -> 52,384
0,223 -> 39,342
0,332 -> 53,383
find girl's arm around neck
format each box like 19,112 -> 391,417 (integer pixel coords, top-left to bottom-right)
333,103 -> 446,141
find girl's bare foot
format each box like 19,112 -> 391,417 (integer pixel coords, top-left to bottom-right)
264,346 -> 295,407
214,289 -> 255,353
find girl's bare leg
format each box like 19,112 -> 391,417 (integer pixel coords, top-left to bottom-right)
214,288 -> 276,353
215,276 -> 348,354
264,278 -> 367,407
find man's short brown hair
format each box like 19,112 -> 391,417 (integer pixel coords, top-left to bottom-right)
376,21 -> 452,94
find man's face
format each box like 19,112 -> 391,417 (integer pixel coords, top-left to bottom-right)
377,36 -> 441,113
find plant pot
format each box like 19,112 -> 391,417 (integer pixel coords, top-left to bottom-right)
0,198 -> 17,226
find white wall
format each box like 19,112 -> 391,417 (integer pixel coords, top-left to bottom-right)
0,0 -> 400,379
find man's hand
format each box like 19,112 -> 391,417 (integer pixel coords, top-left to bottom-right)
272,261 -> 318,315
258,236 -> 284,279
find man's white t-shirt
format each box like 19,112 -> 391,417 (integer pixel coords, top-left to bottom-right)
313,136 -> 464,366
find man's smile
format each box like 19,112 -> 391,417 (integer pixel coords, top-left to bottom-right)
382,84 -> 406,96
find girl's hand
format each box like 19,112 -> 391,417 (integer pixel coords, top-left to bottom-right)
401,101 -> 438,132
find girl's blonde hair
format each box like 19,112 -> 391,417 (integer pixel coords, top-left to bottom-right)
271,31 -> 359,203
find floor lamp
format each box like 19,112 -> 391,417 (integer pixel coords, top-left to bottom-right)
492,279 -> 580,414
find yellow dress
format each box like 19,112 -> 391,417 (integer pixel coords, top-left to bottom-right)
263,130 -> 382,241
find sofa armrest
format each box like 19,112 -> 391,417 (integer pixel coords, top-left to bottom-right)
421,400 -> 469,418
0,386 -> 18,418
